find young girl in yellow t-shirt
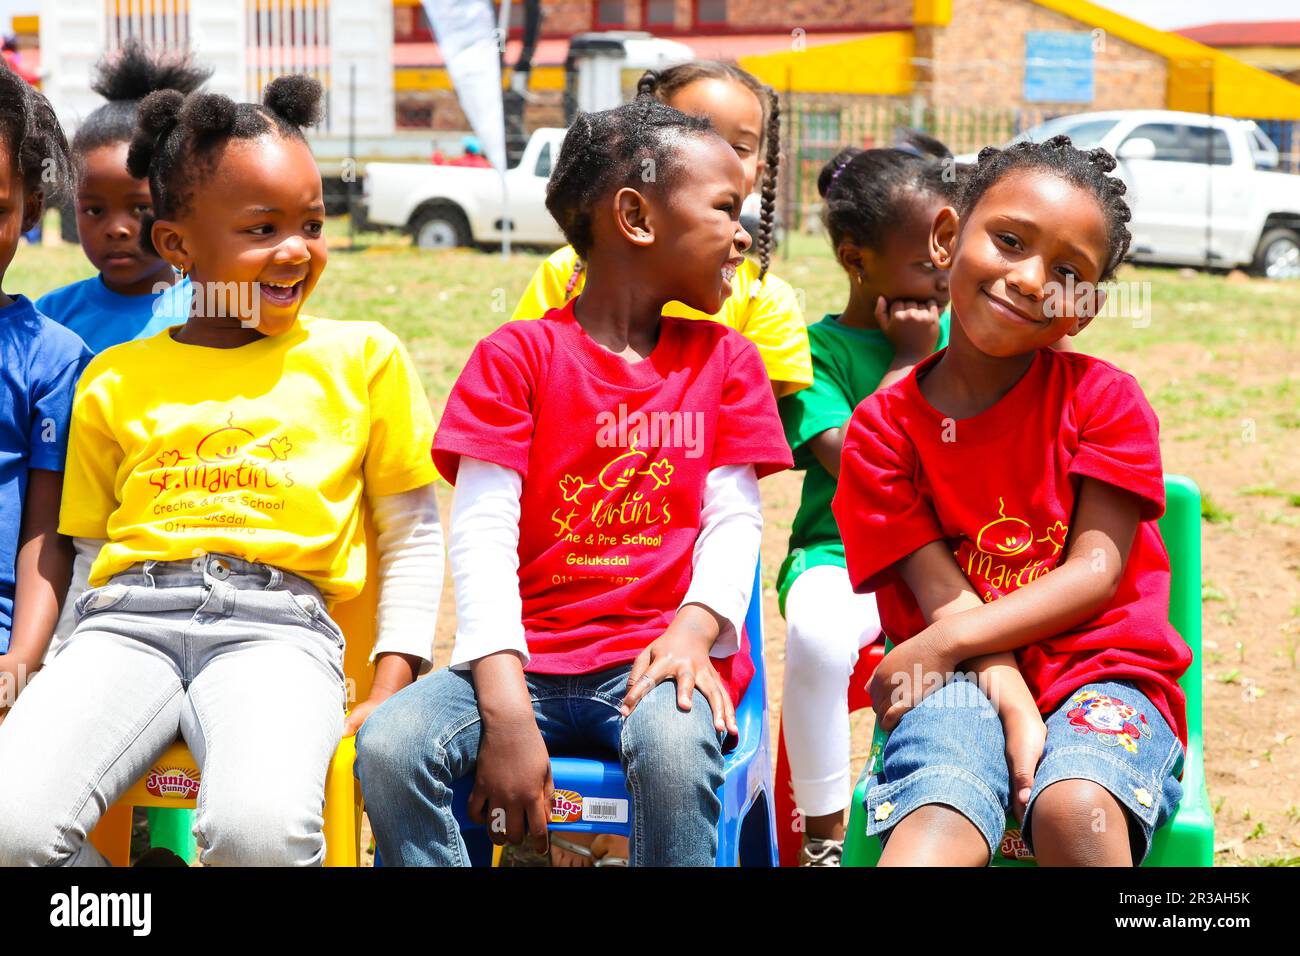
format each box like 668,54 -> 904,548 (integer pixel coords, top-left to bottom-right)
511,62 -> 812,399
0,77 -> 442,867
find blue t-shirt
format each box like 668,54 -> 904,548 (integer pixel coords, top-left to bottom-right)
36,274 -> 189,354
0,295 -> 92,653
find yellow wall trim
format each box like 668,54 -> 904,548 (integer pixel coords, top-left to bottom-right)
739,31 -> 914,96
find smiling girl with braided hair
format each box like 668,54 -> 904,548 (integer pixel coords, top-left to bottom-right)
835,135 -> 1190,866
511,61 -> 810,399
0,76 -> 443,866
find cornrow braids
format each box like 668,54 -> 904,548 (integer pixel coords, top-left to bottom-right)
817,134 -> 956,257
638,61 -> 783,284
959,133 -> 1132,280
0,58 -> 72,207
545,97 -> 714,259
754,87 -> 780,284
125,74 -> 323,255
72,39 -> 212,160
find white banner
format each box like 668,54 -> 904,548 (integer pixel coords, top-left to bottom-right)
421,0 -> 507,173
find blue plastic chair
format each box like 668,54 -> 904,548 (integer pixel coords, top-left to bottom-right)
449,562 -> 779,866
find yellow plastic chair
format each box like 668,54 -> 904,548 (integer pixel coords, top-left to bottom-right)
88,515 -> 381,867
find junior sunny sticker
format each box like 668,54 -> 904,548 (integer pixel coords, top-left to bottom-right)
550,789 -> 584,824
144,766 -> 201,800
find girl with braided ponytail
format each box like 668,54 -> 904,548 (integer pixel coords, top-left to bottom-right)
0,76 -> 444,866
835,135 -> 1190,866
358,98 -> 792,867
511,60 -> 811,399
37,39 -> 209,354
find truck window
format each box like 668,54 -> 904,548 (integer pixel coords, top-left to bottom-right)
1183,126 -> 1232,166
535,142 -> 552,178
1123,123 -> 1188,162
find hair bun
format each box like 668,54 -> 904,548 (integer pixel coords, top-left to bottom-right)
1086,146 -> 1118,174
179,91 -> 239,137
126,88 -> 184,176
635,70 -> 659,99
817,146 -> 862,198
91,37 -> 211,102
263,75 -> 323,128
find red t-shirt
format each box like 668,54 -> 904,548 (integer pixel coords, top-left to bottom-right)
434,301 -> 793,703
833,347 -> 1191,744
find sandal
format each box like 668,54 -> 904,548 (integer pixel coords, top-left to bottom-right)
550,833 -> 629,867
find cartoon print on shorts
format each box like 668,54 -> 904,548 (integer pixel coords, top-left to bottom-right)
1066,689 -> 1153,754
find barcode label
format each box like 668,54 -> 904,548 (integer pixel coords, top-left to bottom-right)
581,798 -> 629,823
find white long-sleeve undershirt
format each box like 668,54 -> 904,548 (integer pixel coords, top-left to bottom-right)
448,456 -> 761,669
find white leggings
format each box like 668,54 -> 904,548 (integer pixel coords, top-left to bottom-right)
781,563 -> 882,818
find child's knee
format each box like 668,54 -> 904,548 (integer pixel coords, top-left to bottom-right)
1028,778 -> 1132,864
197,798 -> 324,867
0,794 -> 72,866
621,682 -> 723,779
784,618 -> 857,689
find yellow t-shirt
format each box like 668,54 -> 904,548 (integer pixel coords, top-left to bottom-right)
510,245 -> 813,394
60,317 -> 439,602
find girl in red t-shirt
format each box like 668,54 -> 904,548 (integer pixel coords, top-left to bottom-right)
356,97 -> 791,867
834,136 -> 1191,866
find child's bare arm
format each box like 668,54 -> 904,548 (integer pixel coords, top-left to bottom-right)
870,477 -> 1138,724
884,536 -> 1047,818
469,650 -> 552,853
6,469 -> 72,667
1,470 -> 72,719
928,477 -> 1139,662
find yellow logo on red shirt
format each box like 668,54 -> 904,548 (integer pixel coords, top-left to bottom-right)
960,498 -> 1070,602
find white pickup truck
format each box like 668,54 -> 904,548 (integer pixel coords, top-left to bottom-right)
963,110 -> 1300,278
361,127 -> 567,249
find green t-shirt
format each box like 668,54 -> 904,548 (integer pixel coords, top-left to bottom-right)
775,310 -> 951,613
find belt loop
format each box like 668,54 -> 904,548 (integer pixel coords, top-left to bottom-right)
267,566 -> 283,591
142,560 -> 158,588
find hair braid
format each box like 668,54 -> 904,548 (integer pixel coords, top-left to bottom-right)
755,86 -> 780,285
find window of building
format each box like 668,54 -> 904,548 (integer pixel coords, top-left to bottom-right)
596,0 -> 625,28
645,0 -> 675,27
697,0 -> 727,25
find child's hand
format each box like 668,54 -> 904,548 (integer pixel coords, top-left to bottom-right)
620,606 -> 738,737
876,297 -> 942,361
469,709 -> 553,853
868,624 -> 958,731
342,699 -> 379,737
1002,706 -> 1047,823
0,653 -> 34,725
342,652 -> 421,737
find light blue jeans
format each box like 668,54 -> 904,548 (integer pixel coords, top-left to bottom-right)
357,664 -> 726,866
0,554 -> 346,866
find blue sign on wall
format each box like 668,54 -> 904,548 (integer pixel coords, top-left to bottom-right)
1024,31 -> 1095,104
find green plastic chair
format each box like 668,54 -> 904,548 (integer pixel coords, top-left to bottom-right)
841,474 -> 1214,867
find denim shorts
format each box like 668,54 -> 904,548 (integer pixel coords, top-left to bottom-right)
862,677 -> 1184,864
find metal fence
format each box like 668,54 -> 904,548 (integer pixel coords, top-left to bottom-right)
781,95 -> 1300,235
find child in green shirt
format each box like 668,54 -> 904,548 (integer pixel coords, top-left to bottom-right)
777,138 -> 958,865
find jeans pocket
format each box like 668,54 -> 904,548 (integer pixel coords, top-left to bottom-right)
74,584 -> 132,620
274,589 -> 346,650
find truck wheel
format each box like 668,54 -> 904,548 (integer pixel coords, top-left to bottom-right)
410,203 -> 471,249
1251,227 -> 1300,280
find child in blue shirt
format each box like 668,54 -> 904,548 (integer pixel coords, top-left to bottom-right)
0,62 -> 93,719
35,41 -> 208,352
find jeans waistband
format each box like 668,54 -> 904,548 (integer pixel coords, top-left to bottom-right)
110,553 -> 323,602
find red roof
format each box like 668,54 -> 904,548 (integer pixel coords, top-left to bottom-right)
1176,21 -> 1300,47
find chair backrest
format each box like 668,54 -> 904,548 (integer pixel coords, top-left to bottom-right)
327,505 -> 382,703
1156,473 -> 1203,747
